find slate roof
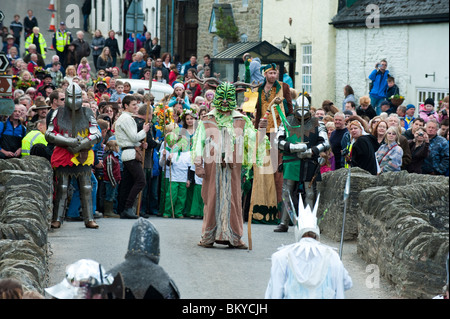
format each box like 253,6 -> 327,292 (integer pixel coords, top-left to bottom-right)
213,41 -> 294,62
331,0 -> 449,28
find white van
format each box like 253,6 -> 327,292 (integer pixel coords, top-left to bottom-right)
117,79 -> 174,102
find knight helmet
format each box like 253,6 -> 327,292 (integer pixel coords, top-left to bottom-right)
294,94 -> 311,120
125,218 -> 160,264
65,83 -> 83,111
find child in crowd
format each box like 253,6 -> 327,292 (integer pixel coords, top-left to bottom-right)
153,69 -> 167,84
386,76 -> 400,111
180,109 -> 197,215
203,89 -> 215,110
123,81 -> 133,94
159,131 -> 191,218
168,83 -> 191,109
187,164 -> 204,219
320,150 -> 335,174
419,98 -> 439,123
103,140 -> 121,218
110,80 -> 127,102
77,57 -> 92,78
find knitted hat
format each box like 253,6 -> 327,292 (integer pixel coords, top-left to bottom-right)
406,104 -> 415,110
173,83 -> 184,90
424,98 -> 434,106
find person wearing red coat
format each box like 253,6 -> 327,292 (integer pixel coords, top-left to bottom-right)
122,33 -> 142,76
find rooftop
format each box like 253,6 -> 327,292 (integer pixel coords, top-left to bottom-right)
331,0 -> 449,28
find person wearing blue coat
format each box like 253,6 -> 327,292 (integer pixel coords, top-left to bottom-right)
368,59 -> 390,115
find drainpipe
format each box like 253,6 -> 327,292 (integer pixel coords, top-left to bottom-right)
171,0 -> 174,56
165,4 -> 169,53
156,0 -> 159,38
259,0 -> 263,41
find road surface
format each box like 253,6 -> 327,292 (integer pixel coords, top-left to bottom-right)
47,215 -> 400,299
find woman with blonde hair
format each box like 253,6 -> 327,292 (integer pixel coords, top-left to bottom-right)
64,65 -> 77,85
97,46 -> 113,75
375,126 -> 403,174
347,120 -> 378,175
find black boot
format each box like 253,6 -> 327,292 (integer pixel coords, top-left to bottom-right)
121,207 -> 138,219
274,224 -> 288,232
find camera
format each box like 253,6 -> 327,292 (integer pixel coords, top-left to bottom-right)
417,132 -> 424,137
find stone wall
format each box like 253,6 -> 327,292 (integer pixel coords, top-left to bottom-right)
197,0 -> 261,59
0,157 -> 53,295
318,168 -> 449,298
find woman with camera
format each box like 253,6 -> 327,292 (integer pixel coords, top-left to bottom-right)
406,127 -> 430,174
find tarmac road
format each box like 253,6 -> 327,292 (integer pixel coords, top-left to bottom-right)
47,215 -> 400,299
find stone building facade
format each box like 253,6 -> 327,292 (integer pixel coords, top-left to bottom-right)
331,0 -> 449,111
197,0 -> 262,61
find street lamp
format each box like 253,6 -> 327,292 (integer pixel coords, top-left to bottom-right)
281,36 -> 292,49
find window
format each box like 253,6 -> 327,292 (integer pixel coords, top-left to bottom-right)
242,0 -> 249,7
416,88 -> 449,110
301,44 -> 312,93
213,36 -> 219,56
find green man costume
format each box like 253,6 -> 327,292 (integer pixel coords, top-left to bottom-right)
192,82 -> 268,248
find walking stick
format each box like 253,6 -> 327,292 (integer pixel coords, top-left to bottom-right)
339,167 -> 351,259
248,105 -> 271,250
160,108 -> 167,216
136,68 -> 153,217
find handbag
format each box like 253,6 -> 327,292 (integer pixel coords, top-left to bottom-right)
135,146 -> 144,163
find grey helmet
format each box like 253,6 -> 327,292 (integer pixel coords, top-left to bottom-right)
294,94 -> 311,120
65,83 -> 83,111
125,218 -> 160,264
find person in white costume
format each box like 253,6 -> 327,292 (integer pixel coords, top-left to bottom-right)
265,194 -> 353,299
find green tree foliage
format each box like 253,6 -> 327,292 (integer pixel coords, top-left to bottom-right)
215,7 -> 239,43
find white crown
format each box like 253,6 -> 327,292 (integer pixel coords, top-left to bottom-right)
295,193 -> 321,242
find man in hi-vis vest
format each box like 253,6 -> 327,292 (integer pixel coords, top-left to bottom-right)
52,21 -> 73,67
25,27 -> 47,60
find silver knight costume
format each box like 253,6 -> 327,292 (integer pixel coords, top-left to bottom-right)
45,83 -> 101,229
274,97 -> 329,232
108,218 -> 180,299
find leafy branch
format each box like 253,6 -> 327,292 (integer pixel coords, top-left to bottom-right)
215,7 -> 239,42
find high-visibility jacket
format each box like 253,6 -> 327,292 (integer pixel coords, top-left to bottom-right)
25,33 -> 47,59
21,130 -> 48,157
55,30 -> 71,52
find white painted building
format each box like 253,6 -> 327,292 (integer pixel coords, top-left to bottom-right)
89,0 -> 160,53
331,0 -> 449,111
261,0 -> 338,106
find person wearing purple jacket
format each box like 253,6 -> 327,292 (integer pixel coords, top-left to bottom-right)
122,33 -> 142,76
